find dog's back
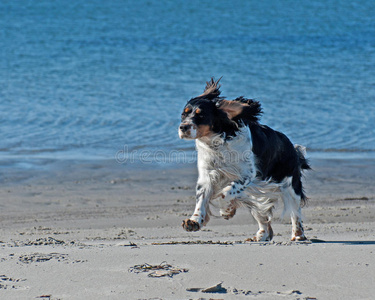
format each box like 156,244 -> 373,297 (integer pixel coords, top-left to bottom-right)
249,123 -> 310,202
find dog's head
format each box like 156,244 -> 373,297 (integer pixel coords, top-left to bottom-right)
179,78 -> 262,140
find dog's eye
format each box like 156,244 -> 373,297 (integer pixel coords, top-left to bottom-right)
195,108 -> 201,114
184,107 -> 191,113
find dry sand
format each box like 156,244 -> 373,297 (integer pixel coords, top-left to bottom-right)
0,158 -> 374,299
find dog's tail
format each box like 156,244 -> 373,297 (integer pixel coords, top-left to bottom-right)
294,144 -> 311,171
294,144 -> 310,207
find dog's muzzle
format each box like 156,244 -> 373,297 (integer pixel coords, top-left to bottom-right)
178,123 -> 196,139
179,124 -> 191,132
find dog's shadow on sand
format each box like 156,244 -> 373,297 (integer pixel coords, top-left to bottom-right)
310,239 -> 375,245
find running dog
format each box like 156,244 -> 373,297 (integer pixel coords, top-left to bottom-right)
178,78 -> 310,241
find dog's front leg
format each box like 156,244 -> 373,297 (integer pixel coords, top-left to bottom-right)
218,177 -> 254,219
182,180 -> 212,232
218,177 -> 250,217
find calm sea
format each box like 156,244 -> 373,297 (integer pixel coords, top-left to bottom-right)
1,0 -> 375,168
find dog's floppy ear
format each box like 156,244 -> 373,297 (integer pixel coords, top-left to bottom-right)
216,100 -> 244,119
197,77 -> 223,100
217,98 -> 262,123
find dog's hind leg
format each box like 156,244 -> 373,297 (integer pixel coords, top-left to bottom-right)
245,197 -> 276,241
281,178 -> 307,241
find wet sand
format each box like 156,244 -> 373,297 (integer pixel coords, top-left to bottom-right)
0,158 -> 374,299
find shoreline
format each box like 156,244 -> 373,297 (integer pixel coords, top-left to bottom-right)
2,151 -> 375,179
2,147 -> 375,171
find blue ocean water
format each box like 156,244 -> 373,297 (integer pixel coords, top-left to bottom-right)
1,0 -> 375,167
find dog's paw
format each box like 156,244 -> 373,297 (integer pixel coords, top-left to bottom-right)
291,234 -> 307,241
220,207 -> 237,220
246,234 -> 272,242
291,224 -> 306,241
219,200 -> 238,220
182,219 -> 200,232
247,225 -> 274,242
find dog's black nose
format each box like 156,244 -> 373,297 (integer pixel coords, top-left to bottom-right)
179,124 -> 191,132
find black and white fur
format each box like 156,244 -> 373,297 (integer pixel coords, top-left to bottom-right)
179,78 -> 310,241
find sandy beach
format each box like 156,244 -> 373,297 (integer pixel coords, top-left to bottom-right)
3,0 -> 375,299
1,157 -> 375,299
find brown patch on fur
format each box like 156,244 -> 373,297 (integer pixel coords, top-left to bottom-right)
291,222 -> 306,241
245,237 -> 255,242
294,228 -> 304,237
222,200 -> 238,220
193,214 -> 199,217
196,124 -> 212,138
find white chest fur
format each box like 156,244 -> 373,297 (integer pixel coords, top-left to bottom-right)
195,126 -> 257,192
